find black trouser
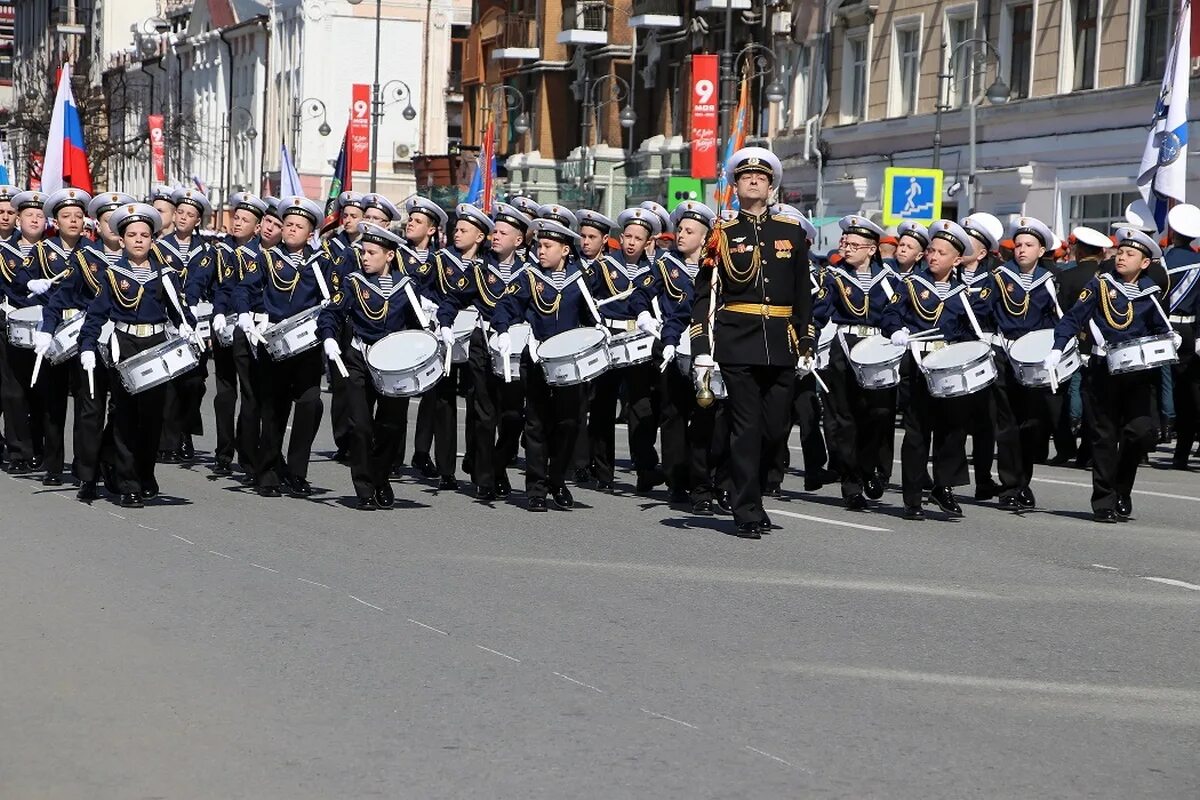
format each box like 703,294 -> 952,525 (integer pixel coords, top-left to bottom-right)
412,390 -> 436,459
588,360 -> 659,483
38,359 -> 70,475
522,354 -> 584,499
103,331 -> 167,495
329,319 -> 354,453
823,341 -> 896,498
0,339 -> 39,462
1172,326 -> 1200,464
721,363 -> 794,526
659,353 -> 722,502
1081,361 -> 1156,512
968,389 -> 997,486
899,355 -> 969,508
467,329 -> 523,491
992,355 -> 1059,494
212,341 -> 238,465
794,372 -> 830,478
65,354 -> 108,482
158,375 -> 183,452
158,350 -> 206,454
343,346 -> 407,500
432,363 -> 459,478
254,344 -> 324,488
231,329 -> 260,471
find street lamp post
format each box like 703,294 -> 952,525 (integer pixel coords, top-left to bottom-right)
227,104 -> 257,206
482,84 -> 529,201
291,96 -> 331,155
933,37 -> 1009,211
733,42 -> 786,138
579,74 -> 635,211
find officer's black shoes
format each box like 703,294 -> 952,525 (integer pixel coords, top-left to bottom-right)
212,460 -> 233,476
760,513 -> 778,532
998,493 -> 1020,510
76,481 -> 98,503
1018,487 -> 1036,509
551,485 -> 574,509
7,460 -> 31,475
286,477 -> 313,497
42,472 -> 62,486
412,453 -> 438,478
595,480 -> 616,494
864,468 -> 885,500
437,475 -> 458,491
764,483 -> 782,499
716,490 -> 733,513
141,486 -> 160,500
1093,508 -> 1118,523
528,496 -> 548,512
668,487 -> 689,504
375,484 -> 395,509
635,468 -> 666,494
120,493 -> 144,509
356,495 -> 378,511
476,487 -> 497,503
158,449 -> 180,464
974,478 -> 999,501
903,505 -> 925,521
734,521 -> 762,539
496,473 -> 512,498
1115,495 -> 1132,519
930,486 -> 964,517
691,498 -> 713,515
179,437 -> 195,460
258,484 -> 281,498
845,493 -> 868,511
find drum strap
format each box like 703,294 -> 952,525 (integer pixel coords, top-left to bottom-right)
311,263 -> 331,302
1043,279 -> 1064,319
958,292 -> 986,341
577,276 -> 604,326
405,283 -> 430,329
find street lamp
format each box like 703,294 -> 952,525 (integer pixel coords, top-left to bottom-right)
734,42 -> 783,136
932,38 -> 1008,212
292,97 -> 331,152
381,80 -> 417,121
579,74 -> 633,211
232,104 -> 257,141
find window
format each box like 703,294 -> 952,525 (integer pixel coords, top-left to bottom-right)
1141,0 -> 1173,81
1006,3 -> 1034,99
781,44 -> 810,130
893,24 -> 921,116
945,13 -> 974,109
1073,0 -> 1097,90
1067,190 -> 1140,230
841,31 -> 869,123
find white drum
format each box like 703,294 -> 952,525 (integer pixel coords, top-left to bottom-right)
491,322 -> 531,379
1105,333 -> 1178,375
116,336 -> 201,395
674,333 -> 693,376
537,327 -> 612,386
193,301 -> 214,340
607,329 -> 655,367
800,324 -> 838,377
450,307 -> 480,364
922,340 -> 997,398
263,306 -> 322,360
96,321 -> 116,367
6,306 -> 42,348
1007,329 -> 1080,387
366,330 -> 444,398
849,335 -> 905,389
47,313 -> 85,364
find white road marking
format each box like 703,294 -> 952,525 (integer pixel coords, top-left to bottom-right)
1091,564 -> 1119,571
767,507 -> 891,532
107,512 -> 126,520
207,550 -> 233,559
1141,577 -> 1200,592
745,746 -> 796,768
1033,476 -> 1200,503
407,618 -> 448,635
554,672 -> 604,694
137,524 -> 158,531
640,708 -> 696,728
297,577 -> 331,589
171,534 -> 195,545
476,645 -> 520,663
349,594 -> 384,610
250,563 -> 279,574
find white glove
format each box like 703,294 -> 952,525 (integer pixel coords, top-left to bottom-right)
212,313 -> 228,334
659,344 -> 676,371
1043,349 -> 1063,370
636,311 -> 660,336
528,337 -> 541,364
495,331 -> 512,358
438,326 -> 455,348
80,350 -> 96,371
890,328 -> 910,348
797,353 -> 815,374
595,323 -> 611,340
27,278 -> 53,296
237,312 -> 254,334
178,321 -> 194,339
1171,331 -> 1183,351
32,330 -> 52,356
323,338 -> 341,359
1195,338 -> 1200,357
693,354 -> 715,369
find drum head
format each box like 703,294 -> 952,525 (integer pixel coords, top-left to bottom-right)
924,340 -> 990,369
508,323 -> 532,349
539,327 -> 604,359
818,324 -> 836,348
452,308 -> 480,335
368,330 -> 438,370
194,302 -> 214,317
1009,329 -> 1054,362
850,335 -> 904,366
10,306 -> 42,323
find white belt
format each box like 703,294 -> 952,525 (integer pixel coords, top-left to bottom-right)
0,300 -> 12,314
603,317 -> 637,332
253,312 -> 268,325
114,321 -> 167,337
1169,314 -> 1196,324
477,319 -> 492,334
62,308 -> 82,321
351,337 -> 367,354
836,323 -> 879,338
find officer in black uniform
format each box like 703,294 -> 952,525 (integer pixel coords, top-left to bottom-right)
691,147 -> 814,539
1163,204 -> 1200,468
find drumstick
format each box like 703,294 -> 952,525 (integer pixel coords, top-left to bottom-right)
330,351 -> 349,379
30,351 -> 43,385
1049,364 -> 1058,395
810,366 -> 831,394
443,343 -> 452,375
503,351 -> 512,384
86,364 -> 94,399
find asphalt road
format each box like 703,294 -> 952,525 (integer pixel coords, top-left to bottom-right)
2,378 -> 1199,799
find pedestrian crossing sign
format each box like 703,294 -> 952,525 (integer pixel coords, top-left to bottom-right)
882,167 -> 943,226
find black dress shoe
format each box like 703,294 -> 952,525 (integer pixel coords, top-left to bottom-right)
158,450 -> 180,464
734,521 -> 762,539
1115,495 -> 1132,519
437,475 -> 458,491
356,495 -> 378,510
7,460 -> 31,476
930,486 -> 964,517
141,486 -> 160,500
845,493 -> 868,511
691,499 -> 714,515
551,485 -> 574,509
574,467 -> 592,483
760,513 -> 778,532
477,487 -> 497,503
212,460 -> 233,476
179,437 -> 195,460
333,448 -> 351,464
286,477 -> 313,497
42,473 -> 62,486
974,478 -> 999,501
120,493 -> 144,508
257,485 -> 281,498
716,490 -> 733,513
412,453 -> 438,478
528,496 -> 548,512
595,480 -> 616,494
902,504 -> 925,520
635,468 -> 666,494
76,481 -> 98,502
863,469 -> 885,500
1093,508 -> 1118,523
763,483 -> 782,499
1017,487 -> 1036,509
803,474 -> 825,491
496,473 -> 512,498
668,488 -> 689,504
375,484 -> 395,509
1046,452 -> 1074,466
461,457 -> 473,476
998,493 -> 1020,510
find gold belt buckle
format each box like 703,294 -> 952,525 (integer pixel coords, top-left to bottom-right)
930,340 -> 947,352
760,303 -> 770,317
136,324 -> 152,337
62,308 -> 79,321
626,319 -> 636,332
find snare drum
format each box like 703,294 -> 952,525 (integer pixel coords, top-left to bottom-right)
450,307 -> 480,364
922,341 -> 997,398
491,323 -> 531,379
47,313 -> 85,364
366,330 -> 444,397
6,306 -> 42,349
848,335 -> 905,389
674,333 -> 693,375
1105,333 -> 1178,375
96,321 -> 116,367
607,329 -> 655,367
537,327 -> 611,386
116,336 -> 201,395
263,306 -> 322,360
193,301 -> 214,340
1007,329 -> 1080,387
800,324 -> 838,377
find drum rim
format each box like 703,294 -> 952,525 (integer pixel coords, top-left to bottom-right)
538,327 -> 607,359
368,330 -> 439,369
923,340 -> 992,368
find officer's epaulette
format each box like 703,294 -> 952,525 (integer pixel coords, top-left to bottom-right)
770,213 -> 800,225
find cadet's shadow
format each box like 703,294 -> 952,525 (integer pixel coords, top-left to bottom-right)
327,495 -> 430,511
1042,508 -> 1115,523
659,515 -> 739,536
147,494 -> 193,507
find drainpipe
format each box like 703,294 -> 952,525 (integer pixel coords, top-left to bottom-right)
219,28 -> 235,210
420,0 -> 432,154
258,16 -> 270,194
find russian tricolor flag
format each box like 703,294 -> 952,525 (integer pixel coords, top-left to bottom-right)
41,63 -> 92,194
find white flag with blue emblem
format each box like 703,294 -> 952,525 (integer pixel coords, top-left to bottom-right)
1137,0 -> 1191,230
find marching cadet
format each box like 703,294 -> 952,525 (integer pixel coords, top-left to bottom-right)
639,200 -> 675,262
149,185 -> 176,238
571,208 -> 618,481
78,204 -> 196,508
91,192 -> 135,264
888,221 -> 929,275
234,196 -> 335,498
882,220 -> 977,521
812,214 -> 896,511
983,216 -> 1062,509
403,195 -> 448,477
318,222 -> 448,510
587,207 -> 665,494
1046,227 -> 1175,522
155,187 -> 215,463
1,190 -> 48,474
1163,204 -> 1200,468
208,191 -> 269,478
691,147 -> 814,538
0,184 -> 18,241
259,196 -> 284,250
324,190 -> 366,463
325,191 -> 365,262
490,219 -> 604,512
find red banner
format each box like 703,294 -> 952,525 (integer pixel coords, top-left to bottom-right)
28,151 -> 43,190
350,84 -> 371,173
148,114 -> 166,182
690,54 -> 719,180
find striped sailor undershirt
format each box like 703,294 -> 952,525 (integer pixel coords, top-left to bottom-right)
850,267 -> 873,292
494,260 -> 514,283
414,248 -> 429,264
18,242 -> 33,258
130,263 -> 155,283
682,262 -> 699,280
1123,281 -> 1140,294
933,281 -> 953,300
1015,271 -> 1036,290
104,249 -> 122,266
177,239 -> 192,266
545,270 -> 568,291
287,251 -> 304,269
378,272 -> 395,293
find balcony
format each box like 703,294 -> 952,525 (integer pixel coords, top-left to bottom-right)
694,0 -> 751,11
492,14 -> 540,61
630,0 -> 684,28
558,0 -> 609,46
